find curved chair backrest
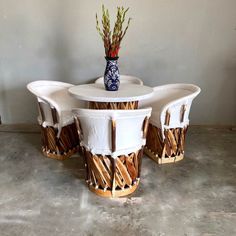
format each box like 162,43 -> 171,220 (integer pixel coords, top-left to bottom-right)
139,84 -> 201,129
73,107 -> 152,158
95,75 -> 144,85
27,80 -> 83,127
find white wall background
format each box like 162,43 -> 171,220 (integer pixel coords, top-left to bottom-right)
0,0 -> 235,125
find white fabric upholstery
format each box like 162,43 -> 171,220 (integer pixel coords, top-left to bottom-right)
37,107 -> 74,128
95,75 -> 144,85
73,108 -> 152,158
27,80 -> 86,136
139,84 -> 201,137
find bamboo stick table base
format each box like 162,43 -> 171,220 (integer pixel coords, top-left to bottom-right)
40,122 -> 80,160
145,123 -> 188,164
89,101 -> 138,110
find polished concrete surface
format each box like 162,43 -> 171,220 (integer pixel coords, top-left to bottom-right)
0,126 -> 235,236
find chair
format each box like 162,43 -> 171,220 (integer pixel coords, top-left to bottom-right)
27,80 -> 85,160
95,75 -> 144,85
73,107 -> 152,197
139,84 -> 201,164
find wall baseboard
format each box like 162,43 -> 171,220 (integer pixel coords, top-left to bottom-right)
0,123 -> 235,133
0,124 -> 40,133
190,124 -> 236,130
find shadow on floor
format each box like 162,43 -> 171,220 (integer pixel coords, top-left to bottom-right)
60,154 -> 86,181
21,132 -> 42,153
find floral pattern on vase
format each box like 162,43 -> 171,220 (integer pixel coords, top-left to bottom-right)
104,57 -> 120,91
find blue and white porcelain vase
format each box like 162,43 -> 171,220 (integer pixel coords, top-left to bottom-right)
104,57 -> 120,91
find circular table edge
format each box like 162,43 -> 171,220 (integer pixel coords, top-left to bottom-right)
68,84 -> 154,102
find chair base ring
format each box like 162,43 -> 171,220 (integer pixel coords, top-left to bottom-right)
88,179 -> 140,198
144,147 -> 184,164
42,146 -> 79,160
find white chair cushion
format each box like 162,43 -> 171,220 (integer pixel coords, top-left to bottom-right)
139,84 -> 201,136
27,80 -> 86,136
73,108 -> 152,158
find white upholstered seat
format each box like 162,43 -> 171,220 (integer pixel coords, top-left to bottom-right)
140,84 -> 200,129
73,108 -> 152,158
73,107 -> 152,197
27,80 -> 85,130
27,80 -> 84,159
139,83 -> 201,164
95,75 -> 144,85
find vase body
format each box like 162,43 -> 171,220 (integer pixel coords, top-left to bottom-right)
104,57 -> 120,91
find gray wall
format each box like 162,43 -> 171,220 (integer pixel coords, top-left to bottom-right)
0,0 -> 235,125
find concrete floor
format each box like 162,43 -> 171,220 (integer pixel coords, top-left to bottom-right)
0,126 -> 235,236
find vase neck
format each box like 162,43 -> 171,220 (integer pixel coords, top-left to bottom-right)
105,56 -> 119,61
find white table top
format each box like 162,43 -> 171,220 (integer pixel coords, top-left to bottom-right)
68,83 -> 154,102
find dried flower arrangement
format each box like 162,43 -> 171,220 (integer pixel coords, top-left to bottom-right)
96,5 -> 131,58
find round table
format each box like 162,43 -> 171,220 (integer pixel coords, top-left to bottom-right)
68,83 -> 154,109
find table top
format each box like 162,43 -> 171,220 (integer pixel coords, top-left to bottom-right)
68,83 -> 154,102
